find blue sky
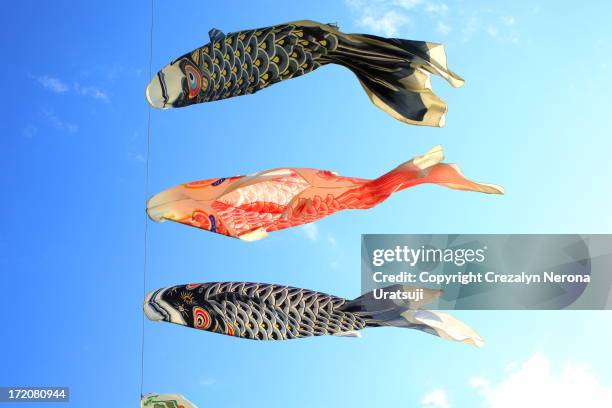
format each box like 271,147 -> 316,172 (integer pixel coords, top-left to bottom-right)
2,1 -> 612,407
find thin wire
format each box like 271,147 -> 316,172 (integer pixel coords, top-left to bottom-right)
140,0 -> 154,399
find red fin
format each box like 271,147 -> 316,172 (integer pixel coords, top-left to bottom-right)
336,146 -> 503,209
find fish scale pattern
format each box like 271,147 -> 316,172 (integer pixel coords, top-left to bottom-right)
156,282 -> 368,340
211,171 -> 311,234
218,172 -> 309,208
188,23 -> 339,103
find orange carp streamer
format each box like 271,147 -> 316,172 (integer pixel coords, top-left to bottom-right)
146,146 -> 503,241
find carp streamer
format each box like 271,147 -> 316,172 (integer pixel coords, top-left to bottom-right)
146,145 -> 504,241
146,20 -> 464,127
139,12 -> 493,408
144,281 -> 483,346
141,393 -> 198,408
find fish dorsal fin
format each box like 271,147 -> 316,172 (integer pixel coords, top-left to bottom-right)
219,168 -> 301,197
290,167 -> 337,184
209,28 -> 226,42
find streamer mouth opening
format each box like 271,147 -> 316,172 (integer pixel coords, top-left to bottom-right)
145,193 -> 193,223
145,64 -> 184,109
145,74 -> 173,109
145,76 -> 166,108
143,290 -> 165,321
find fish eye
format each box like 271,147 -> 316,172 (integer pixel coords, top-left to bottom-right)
183,63 -> 201,99
193,307 -> 211,329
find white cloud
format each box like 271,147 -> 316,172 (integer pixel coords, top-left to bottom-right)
74,83 -> 109,103
392,0 -> 422,9
328,236 -> 337,246
300,224 -> 319,241
344,0 -> 517,45
345,0 -> 453,37
459,10 -> 520,44
470,353 -> 612,408
358,10 -> 411,36
469,376 -> 490,388
437,21 -> 451,35
21,124 -> 38,138
425,3 -> 449,15
36,75 -> 69,93
42,109 -> 78,133
421,389 -> 450,408
102,63 -> 124,81
129,152 -> 146,163
35,74 -> 109,102
462,16 -> 480,39
199,377 -> 215,387
507,32 -> 520,44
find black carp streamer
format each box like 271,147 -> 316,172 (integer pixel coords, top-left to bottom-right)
146,20 -> 464,127
144,282 -> 483,346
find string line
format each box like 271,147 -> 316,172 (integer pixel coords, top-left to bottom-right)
140,0 -> 154,399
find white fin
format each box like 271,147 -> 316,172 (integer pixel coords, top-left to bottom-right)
238,228 -> 269,242
477,183 -> 505,194
413,145 -> 445,170
425,43 -> 465,88
409,310 -> 485,348
333,330 -> 362,338
447,164 -> 505,194
219,168 -> 295,197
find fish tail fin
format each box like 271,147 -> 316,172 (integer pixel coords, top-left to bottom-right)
338,145 -> 502,210
340,285 -> 484,347
371,145 -> 504,196
329,33 -> 464,126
